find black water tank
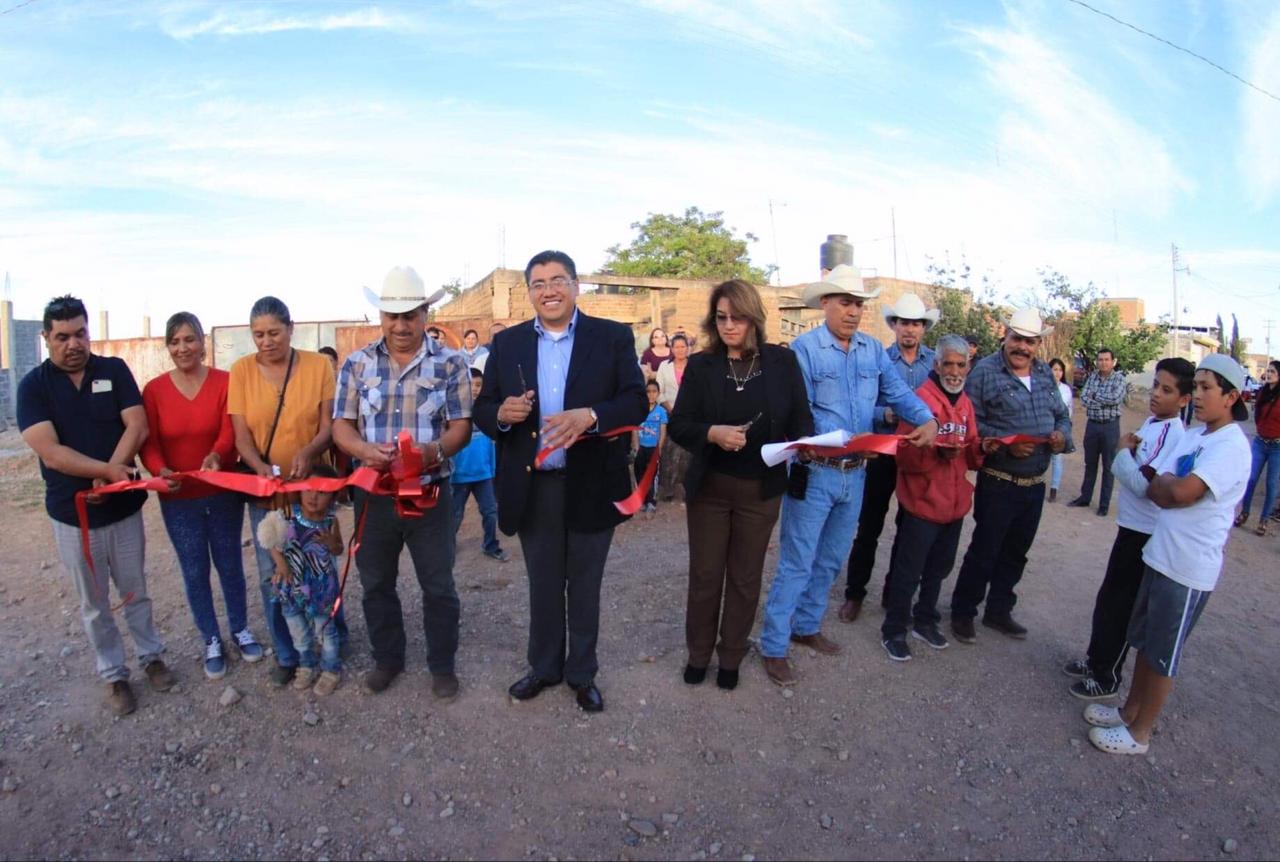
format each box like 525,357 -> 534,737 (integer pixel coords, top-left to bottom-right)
820,234 -> 853,273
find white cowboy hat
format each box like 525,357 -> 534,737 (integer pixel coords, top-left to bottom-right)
881,293 -> 940,329
802,263 -> 880,309
1004,307 -> 1054,338
363,266 -> 447,314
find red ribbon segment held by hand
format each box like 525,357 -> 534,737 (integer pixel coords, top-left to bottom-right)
532,425 -> 657,515
74,431 -> 437,612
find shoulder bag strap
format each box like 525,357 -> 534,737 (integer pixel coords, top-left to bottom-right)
259,348 -> 296,464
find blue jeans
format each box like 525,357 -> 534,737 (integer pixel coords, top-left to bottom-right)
451,479 -> 501,555
159,493 -> 248,644
247,504 -> 351,667
247,504 -> 299,667
1242,435 -> 1280,518
761,464 -> 866,657
1050,453 -> 1064,490
282,607 -> 341,673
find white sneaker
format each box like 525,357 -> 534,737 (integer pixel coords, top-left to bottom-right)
1083,703 -> 1127,728
1088,725 -> 1148,755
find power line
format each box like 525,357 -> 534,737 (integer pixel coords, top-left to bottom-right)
1,0 -> 40,16
1065,0 -> 1280,103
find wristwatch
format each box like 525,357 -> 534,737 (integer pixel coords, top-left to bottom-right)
588,408 -> 599,432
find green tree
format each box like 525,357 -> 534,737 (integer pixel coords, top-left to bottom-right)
604,207 -> 773,284
1216,314 -> 1228,354
1039,268 -> 1167,374
922,256 -> 1004,356
1231,314 -> 1244,362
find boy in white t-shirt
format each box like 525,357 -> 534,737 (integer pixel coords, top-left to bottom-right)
1063,357 -> 1194,699
1084,354 -> 1251,756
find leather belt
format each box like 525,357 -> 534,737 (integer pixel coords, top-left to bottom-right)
1260,437 -> 1280,446
980,467 -> 1046,487
810,455 -> 865,471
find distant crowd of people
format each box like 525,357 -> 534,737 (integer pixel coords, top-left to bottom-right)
16,252 -> 1259,759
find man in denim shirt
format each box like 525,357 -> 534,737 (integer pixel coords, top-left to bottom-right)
760,266 -> 938,686
840,293 -> 939,623
949,308 -> 1072,644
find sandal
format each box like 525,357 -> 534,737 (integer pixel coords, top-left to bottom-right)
1256,521 -> 1268,537
1234,511 -> 1249,527
1088,725 -> 1149,756
1083,703 -> 1127,728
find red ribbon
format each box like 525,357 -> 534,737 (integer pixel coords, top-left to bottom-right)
992,434 -> 1050,446
532,425 -> 657,515
74,431 -> 437,611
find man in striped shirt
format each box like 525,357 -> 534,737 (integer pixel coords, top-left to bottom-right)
333,266 -> 474,700
1063,357 -> 1193,699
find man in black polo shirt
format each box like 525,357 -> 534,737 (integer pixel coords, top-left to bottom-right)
17,295 -> 173,717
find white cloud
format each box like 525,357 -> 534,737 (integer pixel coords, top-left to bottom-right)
632,0 -> 876,66
962,25 -> 1192,219
160,6 -> 415,40
1239,7 -> 1280,207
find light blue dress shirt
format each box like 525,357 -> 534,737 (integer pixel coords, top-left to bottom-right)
790,324 -> 934,438
873,342 -> 936,433
534,309 -> 578,470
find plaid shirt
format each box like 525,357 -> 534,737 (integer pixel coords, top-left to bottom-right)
965,351 -> 1074,477
334,335 -> 472,481
1080,370 -> 1128,422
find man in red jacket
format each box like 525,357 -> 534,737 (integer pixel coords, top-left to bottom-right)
882,335 -> 984,661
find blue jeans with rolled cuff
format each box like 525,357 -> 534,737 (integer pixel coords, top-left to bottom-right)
761,462 -> 866,658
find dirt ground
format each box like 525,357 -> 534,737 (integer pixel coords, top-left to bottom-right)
1,399 -> 1278,862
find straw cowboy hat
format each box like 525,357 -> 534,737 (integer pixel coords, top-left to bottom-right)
802,263 -> 881,309
881,293 -> 940,329
363,266 -> 448,314
1004,307 -> 1054,338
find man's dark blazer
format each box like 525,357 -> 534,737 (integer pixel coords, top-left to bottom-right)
473,311 -> 648,536
667,344 -> 814,502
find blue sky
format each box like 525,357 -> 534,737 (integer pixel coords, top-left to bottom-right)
2,0 -> 1278,350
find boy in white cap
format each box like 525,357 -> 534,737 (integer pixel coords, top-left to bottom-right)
1085,354 -> 1251,755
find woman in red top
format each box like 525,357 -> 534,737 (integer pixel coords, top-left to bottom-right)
141,312 -> 264,679
1236,359 -> 1280,535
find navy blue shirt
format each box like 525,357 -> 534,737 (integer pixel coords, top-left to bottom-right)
16,354 -> 147,527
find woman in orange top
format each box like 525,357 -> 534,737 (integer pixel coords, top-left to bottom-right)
227,296 -> 336,687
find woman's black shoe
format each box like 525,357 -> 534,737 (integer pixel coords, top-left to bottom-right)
683,664 -> 708,685
715,668 -> 739,690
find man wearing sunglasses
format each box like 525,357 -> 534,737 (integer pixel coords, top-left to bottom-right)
948,308 -> 1072,644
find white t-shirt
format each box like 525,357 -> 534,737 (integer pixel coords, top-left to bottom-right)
1017,374 -> 1032,392
1057,381 -> 1073,412
1141,423 -> 1251,591
1114,416 -> 1185,534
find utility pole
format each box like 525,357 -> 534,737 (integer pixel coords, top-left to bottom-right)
1171,244 -> 1189,358
891,208 -> 898,280
768,199 -> 785,286
1265,318 -> 1275,361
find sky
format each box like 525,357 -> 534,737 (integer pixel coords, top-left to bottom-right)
1,0 -> 1279,351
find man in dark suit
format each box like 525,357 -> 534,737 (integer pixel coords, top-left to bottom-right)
473,250 -> 647,713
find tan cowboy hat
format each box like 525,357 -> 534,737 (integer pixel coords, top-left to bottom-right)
881,293 -> 940,329
363,266 -> 447,314
1004,307 -> 1054,338
802,263 -> 880,309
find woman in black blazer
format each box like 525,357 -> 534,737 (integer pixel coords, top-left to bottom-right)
669,280 -> 813,690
